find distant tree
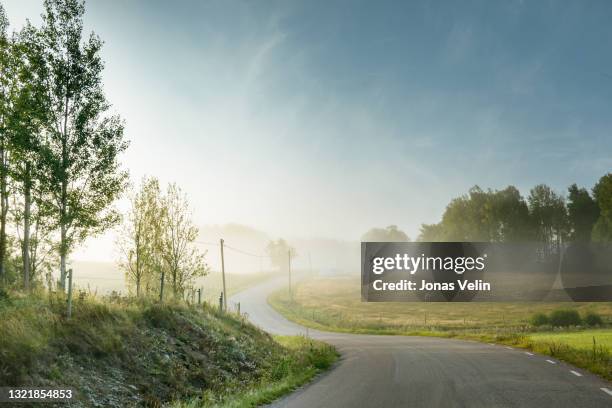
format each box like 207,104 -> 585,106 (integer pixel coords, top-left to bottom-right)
266,239 -> 296,273
490,186 -> 532,242
361,225 -> 410,242
417,223 -> 445,242
567,183 -> 599,242
418,185 -> 532,242
160,183 -> 208,298
592,173 -> 612,242
527,184 -> 568,249
118,177 -> 164,297
35,0 -> 129,290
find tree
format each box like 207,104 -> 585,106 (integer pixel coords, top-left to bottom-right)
266,239 -> 296,273
0,3 -> 12,285
592,173 -> 612,242
417,185 -> 532,242
417,223 -> 445,241
35,0 -> 129,290
361,225 -> 410,242
160,183 -> 208,298
567,183 -> 599,242
6,22 -> 52,290
490,186 -> 532,242
527,184 -> 568,249
119,177 -> 164,297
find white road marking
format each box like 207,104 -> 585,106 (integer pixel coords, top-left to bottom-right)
505,346 -> 513,350
601,388 -> 612,397
546,359 -> 556,364
570,370 -> 582,377
488,343 -> 495,346
524,352 -> 534,356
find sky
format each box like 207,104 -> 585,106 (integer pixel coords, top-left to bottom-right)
3,0 -> 612,262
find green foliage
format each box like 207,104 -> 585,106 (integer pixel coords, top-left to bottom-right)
530,312 -> 549,327
417,185 -> 533,242
584,312 -> 603,327
361,225 -> 410,242
546,309 -> 582,327
567,184 -> 599,242
527,184 -> 568,246
34,0 -> 129,288
592,173 -> 612,242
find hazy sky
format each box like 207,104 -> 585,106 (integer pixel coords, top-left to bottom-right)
3,0 -> 612,261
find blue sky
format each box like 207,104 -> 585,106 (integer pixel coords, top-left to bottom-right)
3,0 -> 612,258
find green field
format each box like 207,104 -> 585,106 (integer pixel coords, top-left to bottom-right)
529,330 -> 612,350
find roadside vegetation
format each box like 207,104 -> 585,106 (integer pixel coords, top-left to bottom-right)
0,288 -> 337,407
269,278 -> 612,380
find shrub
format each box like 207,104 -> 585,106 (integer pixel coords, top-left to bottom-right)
530,312 -> 549,327
549,309 -> 581,327
584,312 -> 603,327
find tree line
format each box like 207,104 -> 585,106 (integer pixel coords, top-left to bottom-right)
417,174 -> 612,245
0,0 -> 128,291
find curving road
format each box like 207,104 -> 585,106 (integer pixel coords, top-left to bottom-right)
231,278 -> 612,408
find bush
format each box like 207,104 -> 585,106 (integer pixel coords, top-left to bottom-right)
530,312 -> 549,327
549,309 -> 582,327
584,312 -> 603,326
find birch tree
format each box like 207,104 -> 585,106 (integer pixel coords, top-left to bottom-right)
119,177 -> 163,297
161,183 -> 208,298
36,0 -> 128,290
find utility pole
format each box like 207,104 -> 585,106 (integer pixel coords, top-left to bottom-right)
220,238 -> 227,311
288,249 -> 292,300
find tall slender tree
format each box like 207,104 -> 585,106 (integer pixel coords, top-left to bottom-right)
592,173 -> 612,242
36,0 -> 128,290
527,184 -> 568,250
0,4 -> 11,285
7,23 -> 51,290
567,183 -> 599,242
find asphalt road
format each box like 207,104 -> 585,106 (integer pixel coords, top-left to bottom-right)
231,277 -> 612,408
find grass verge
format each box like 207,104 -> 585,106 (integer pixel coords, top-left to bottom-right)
173,336 -> 338,408
0,288 -> 337,407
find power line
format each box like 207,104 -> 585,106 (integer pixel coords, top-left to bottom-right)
195,240 -> 270,258
225,244 -> 271,258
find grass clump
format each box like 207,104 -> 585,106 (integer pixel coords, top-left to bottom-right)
530,312 -> 549,327
549,309 -> 582,327
584,312 -> 604,327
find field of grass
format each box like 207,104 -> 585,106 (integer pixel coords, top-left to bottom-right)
529,330 -> 612,350
0,288 -> 336,407
268,277 -> 612,380
270,277 -> 612,331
